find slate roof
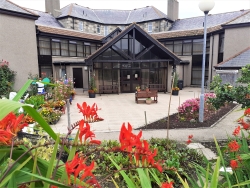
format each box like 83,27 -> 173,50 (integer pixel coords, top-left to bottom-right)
152,9 -> 250,39
0,0 -> 36,16
37,25 -> 104,41
28,9 -> 63,28
215,47 -> 250,68
225,11 -> 250,25
58,4 -> 169,24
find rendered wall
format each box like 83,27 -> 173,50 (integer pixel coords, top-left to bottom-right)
224,27 -> 250,60
0,14 -> 38,91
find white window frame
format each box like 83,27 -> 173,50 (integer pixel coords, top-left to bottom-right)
97,25 -> 100,34
148,22 -> 153,33
79,21 -> 83,31
104,26 -> 108,36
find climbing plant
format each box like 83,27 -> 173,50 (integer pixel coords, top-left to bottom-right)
0,60 -> 16,97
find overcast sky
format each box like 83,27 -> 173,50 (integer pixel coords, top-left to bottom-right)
11,0 -> 250,19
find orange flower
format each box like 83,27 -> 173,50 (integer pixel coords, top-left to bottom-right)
188,135 -> 193,139
228,140 -> 240,152
244,108 -> 250,116
186,139 -> 192,145
232,126 -> 241,136
230,160 -> 238,170
0,112 -> 28,145
161,181 -> 174,188
78,120 -> 101,145
238,118 -> 250,130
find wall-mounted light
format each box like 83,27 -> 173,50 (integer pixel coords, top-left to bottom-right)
84,66 -> 88,71
135,74 -> 138,78
127,75 -> 130,79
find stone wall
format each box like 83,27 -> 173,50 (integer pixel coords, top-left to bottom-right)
59,17 -> 172,36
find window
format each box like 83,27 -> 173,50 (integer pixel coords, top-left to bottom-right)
69,41 -> 77,56
183,40 -> 192,55
39,37 -> 51,55
164,41 -> 173,52
104,26 -> 108,36
52,39 -> 60,56
84,42 -> 90,57
90,44 -> 97,54
77,42 -> 84,57
97,25 -> 100,34
219,34 -> 224,53
193,39 -> 203,55
40,66 -> 52,77
61,40 -> 68,56
79,21 -> 83,31
173,41 -> 182,55
148,22 -> 153,33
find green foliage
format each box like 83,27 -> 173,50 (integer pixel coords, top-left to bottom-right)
0,61 -> 16,97
237,64 -> 250,84
173,72 -> 179,88
210,74 -> 222,91
89,74 -> 97,93
25,95 -> 45,110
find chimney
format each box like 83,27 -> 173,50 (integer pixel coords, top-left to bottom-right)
45,0 -> 61,17
167,0 -> 179,21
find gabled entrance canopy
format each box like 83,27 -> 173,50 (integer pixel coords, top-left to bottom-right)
85,23 -> 181,65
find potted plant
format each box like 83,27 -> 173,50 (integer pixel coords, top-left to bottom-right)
146,97 -> 152,104
172,73 -> 180,96
135,86 -> 141,92
88,75 -> 97,98
145,86 -> 149,92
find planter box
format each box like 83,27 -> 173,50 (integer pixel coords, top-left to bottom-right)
172,90 -> 179,96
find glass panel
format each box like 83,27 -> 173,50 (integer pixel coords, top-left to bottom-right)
114,40 -> 121,48
39,37 -> 51,55
69,43 -> 76,56
94,62 -> 102,68
149,70 -> 158,84
77,43 -> 83,57
141,69 -> 149,86
160,62 -> 167,67
113,62 -> 120,68
141,62 -> 149,68
52,42 -> 60,56
174,41 -> 182,55
183,40 -> 192,55
112,70 -> 119,84
85,45 -> 90,57
121,62 -> 131,69
134,39 -> 141,56
40,66 -> 53,77
148,22 -> 152,33
111,49 -> 125,60
206,38 -> 210,54
91,44 -> 97,54
150,62 -> 158,68
121,39 -> 128,54
61,40 -> 68,56
165,41 -> 173,52
103,69 -> 112,85
95,69 -> 102,87
159,69 -> 166,85
132,62 -> 140,69
193,39 -> 203,55
103,63 -> 112,69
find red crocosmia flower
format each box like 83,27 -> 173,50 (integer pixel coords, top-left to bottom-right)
228,140 -> 240,152
0,112 -> 28,145
230,160 -> 238,170
188,135 -> 193,139
237,118 -> 250,130
89,140 -> 101,145
232,126 -> 241,136
244,108 -> 250,116
161,181 -> 174,188
78,120 -> 101,145
186,139 -> 192,145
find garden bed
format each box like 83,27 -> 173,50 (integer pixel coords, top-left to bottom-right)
137,103 -> 238,130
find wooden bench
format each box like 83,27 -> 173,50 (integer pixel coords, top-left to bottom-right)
135,90 -> 158,104
99,85 -> 119,95
148,84 -> 166,93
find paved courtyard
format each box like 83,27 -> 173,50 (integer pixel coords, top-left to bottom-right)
51,87 -> 242,142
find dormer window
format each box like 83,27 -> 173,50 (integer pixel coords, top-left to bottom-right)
148,22 -> 152,33
97,25 -> 100,34
79,21 -> 83,31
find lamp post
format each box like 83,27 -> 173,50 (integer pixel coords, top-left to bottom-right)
198,0 -> 215,122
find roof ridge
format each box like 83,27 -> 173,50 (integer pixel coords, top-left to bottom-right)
223,9 -> 250,25
126,10 -> 132,24
6,0 -> 38,16
215,46 -> 250,67
151,6 -> 165,18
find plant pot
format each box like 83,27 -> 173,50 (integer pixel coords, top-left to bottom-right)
89,92 -> 96,98
145,88 -> 149,92
146,99 -> 152,104
172,90 -> 179,96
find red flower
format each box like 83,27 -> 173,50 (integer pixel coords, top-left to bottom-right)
186,139 -> 192,145
161,181 -> 174,188
238,118 -> 250,130
244,108 -> 250,116
188,135 -> 193,139
78,120 -> 101,145
230,160 -> 238,170
228,140 -> 240,152
232,126 -> 241,136
0,112 -> 28,145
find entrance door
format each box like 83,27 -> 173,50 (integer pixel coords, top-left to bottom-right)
73,68 -> 83,88
120,70 -> 141,92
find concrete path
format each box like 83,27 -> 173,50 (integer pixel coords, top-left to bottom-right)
51,87 -> 243,142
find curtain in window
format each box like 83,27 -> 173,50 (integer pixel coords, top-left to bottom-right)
39,37 -> 51,55
61,40 -> 68,56
52,42 -> 60,56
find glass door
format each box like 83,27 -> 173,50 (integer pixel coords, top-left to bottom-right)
120,70 -> 141,92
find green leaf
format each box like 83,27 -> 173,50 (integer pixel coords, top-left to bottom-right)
108,156 -> 136,188
30,150 -> 38,188
137,168 -> 151,188
210,157 -> 220,188
0,156 -> 32,187
12,79 -> 33,101
44,134 -> 60,188
176,172 -> 190,188
7,170 -> 20,188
